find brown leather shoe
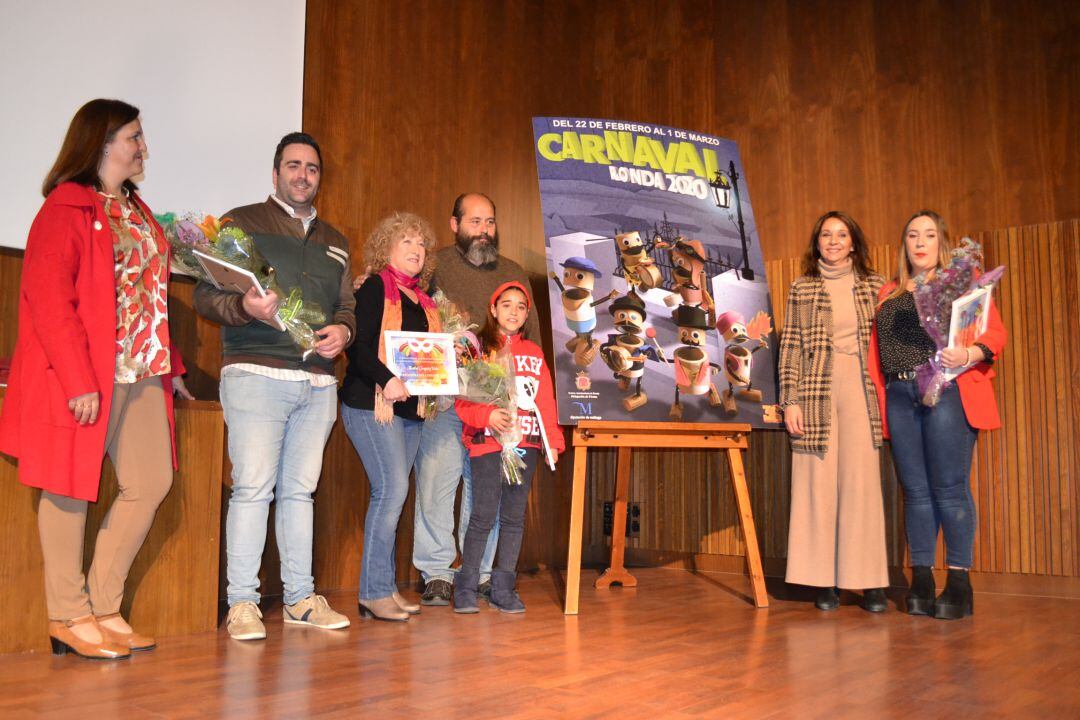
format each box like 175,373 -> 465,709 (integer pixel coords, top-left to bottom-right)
392,591 -> 421,615
358,596 -> 409,622
49,615 -> 130,660
96,612 -> 157,651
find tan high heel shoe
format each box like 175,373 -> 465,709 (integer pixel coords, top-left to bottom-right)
49,615 -> 130,660
95,612 -> 157,651
358,596 -> 409,622
392,591 -> 421,615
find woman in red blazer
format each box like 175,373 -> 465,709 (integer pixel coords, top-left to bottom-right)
869,210 -> 1006,621
0,100 -> 183,659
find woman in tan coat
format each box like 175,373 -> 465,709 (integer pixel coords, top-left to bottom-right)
779,211 -> 888,612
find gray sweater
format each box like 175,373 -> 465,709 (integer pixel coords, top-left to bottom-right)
431,245 -> 539,340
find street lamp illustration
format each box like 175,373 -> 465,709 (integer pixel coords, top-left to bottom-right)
709,171 -> 731,209
711,162 -> 755,280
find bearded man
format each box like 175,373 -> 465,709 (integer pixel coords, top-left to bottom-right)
411,192 -> 540,605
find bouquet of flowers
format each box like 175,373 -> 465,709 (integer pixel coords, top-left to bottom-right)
156,213 -> 326,356
912,237 -> 1005,406
457,346 -> 526,484
432,290 -> 481,359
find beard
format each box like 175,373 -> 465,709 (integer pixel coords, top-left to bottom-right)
456,228 -> 500,267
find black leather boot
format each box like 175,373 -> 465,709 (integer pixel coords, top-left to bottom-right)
933,568 -> 974,620
815,587 -> 839,611
862,588 -> 888,613
906,566 -> 935,616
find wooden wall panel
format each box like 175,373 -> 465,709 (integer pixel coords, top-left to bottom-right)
304,0 -> 1077,269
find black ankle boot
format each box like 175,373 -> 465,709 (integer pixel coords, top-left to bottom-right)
815,587 -> 839,611
490,570 -> 525,614
453,569 -> 480,614
906,566 -> 935,616
933,568 -> 973,620
862,588 -> 888,613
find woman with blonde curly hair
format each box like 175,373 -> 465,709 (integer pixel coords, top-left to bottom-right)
341,212 -> 441,621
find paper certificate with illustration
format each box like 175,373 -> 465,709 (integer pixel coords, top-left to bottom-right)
944,285 -> 992,381
383,331 -> 459,395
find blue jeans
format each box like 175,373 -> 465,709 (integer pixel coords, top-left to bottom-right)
342,405 -> 423,601
220,372 -> 337,606
886,380 -> 978,568
413,406 -> 498,584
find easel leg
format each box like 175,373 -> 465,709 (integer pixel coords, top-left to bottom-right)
596,447 -> 638,589
726,447 -> 769,608
564,446 -> 589,614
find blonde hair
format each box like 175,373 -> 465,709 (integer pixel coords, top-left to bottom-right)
364,211 -> 438,289
885,209 -> 954,302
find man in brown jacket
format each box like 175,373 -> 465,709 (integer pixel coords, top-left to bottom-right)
194,132 -> 356,640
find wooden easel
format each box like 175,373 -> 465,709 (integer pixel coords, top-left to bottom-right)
563,420 -> 769,614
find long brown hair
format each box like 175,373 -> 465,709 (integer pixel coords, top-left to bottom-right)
42,99 -> 141,197
477,286 -> 531,353
884,209 -> 954,302
800,210 -> 873,278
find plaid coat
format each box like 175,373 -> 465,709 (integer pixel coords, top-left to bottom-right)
778,272 -> 884,453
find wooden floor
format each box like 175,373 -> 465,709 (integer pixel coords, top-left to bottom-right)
1,568 -> 1077,719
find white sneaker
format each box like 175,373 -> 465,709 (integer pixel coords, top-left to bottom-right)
227,601 -> 265,641
283,594 -> 350,630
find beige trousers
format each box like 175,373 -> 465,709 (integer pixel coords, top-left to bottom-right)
37,376 -> 173,620
786,352 -> 888,589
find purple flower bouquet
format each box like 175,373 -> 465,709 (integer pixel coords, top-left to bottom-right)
911,237 -> 1005,406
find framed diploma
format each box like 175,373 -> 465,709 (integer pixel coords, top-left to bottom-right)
383,331 -> 459,395
191,249 -> 287,331
944,285 -> 992,381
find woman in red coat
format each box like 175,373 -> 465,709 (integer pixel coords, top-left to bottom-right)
869,210 -> 1007,621
0,99 -> 182,659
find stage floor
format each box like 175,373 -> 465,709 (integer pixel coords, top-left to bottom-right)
1,568 -> 1077,718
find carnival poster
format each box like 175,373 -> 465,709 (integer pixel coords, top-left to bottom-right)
532,116 -> 781,427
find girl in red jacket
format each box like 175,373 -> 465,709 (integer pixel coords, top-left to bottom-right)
453,282 -> 564,614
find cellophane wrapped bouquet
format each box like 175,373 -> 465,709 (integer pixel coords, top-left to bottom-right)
457,345 -> 526,484
156,213 -> 325,356
912,237 -> 1005,406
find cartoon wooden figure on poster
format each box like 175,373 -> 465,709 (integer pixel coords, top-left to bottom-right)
599,291 -> 664,411
666,304 -> 722,421
715,309 -> 773,416
615,231 -> 662,291
549,256 -> 617,367
659,237 -> 715,325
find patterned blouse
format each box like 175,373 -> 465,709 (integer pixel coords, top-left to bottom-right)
875,291 -> 936,374
101,192 -> 171,383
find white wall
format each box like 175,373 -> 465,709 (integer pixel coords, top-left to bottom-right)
0,0 -> 306,249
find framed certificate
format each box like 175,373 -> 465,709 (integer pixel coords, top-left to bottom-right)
192,249 -> 287,331
383,331 -> 459,395
944,285 -> 992,381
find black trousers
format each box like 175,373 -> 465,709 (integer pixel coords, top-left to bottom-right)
460,449 -> 538,575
